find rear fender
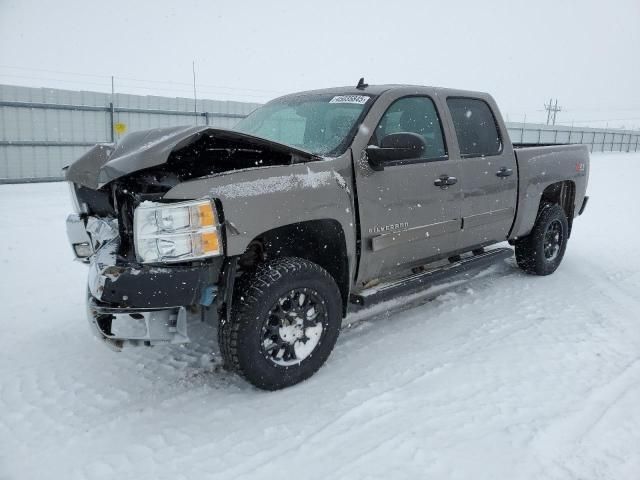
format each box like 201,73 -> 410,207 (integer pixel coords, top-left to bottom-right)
509,145 -> 589,239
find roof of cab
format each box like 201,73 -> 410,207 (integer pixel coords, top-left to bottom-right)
273,84 -> 491,102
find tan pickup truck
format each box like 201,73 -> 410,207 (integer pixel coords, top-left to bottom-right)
65,81 -> 590,389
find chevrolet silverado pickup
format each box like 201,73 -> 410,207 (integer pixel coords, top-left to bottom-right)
65,81 -> 590,390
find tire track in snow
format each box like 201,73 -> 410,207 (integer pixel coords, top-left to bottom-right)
526,358 -> 640,478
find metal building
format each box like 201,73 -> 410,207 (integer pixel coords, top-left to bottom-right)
0,84 -> 261,182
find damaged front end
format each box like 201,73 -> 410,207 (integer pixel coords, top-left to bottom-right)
67,203 -> 222,350
64,126 -> 308,349
65,126 -> 322,350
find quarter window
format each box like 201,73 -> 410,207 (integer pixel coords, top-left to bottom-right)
447,98 -> 502,157
371,96 -> 447,160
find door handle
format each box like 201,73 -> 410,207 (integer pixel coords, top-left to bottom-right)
434,175 -> 458,189
496,167 -> 513,177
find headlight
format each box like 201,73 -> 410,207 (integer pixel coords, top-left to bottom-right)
133,199 -> 222,263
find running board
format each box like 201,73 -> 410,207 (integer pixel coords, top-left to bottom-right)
350,248 -> 513,308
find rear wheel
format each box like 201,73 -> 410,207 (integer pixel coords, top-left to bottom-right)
219,257 -> 342,390
515,203 -> 569,275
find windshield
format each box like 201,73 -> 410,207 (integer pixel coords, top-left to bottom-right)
233,93 -> 374,156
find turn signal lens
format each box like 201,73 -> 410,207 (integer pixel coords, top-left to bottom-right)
196,203 -> 216,228
200,231 -> 220,254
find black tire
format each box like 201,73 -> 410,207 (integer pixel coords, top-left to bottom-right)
219,257 -> 342,390
515,203 -> 569,275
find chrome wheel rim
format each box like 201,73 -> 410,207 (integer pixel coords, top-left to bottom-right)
260,288 -> 326,367
543,220 -> 563,261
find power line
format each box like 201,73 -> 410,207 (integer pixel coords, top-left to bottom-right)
0,64 -> 287,95
0,72 -> 112,88
0,72 -> 273,100
115,75 -> 286,94
569,116 -> 640,124
0,64 -> 111,79
564,106 -> 640,112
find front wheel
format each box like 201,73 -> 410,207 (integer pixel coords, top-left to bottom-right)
515,203 -> 569,275
219,257 -> 342,390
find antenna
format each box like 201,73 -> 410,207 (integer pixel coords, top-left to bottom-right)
356,77 -> 368,90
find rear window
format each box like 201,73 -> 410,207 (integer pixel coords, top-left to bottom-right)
447,98 -> 502,157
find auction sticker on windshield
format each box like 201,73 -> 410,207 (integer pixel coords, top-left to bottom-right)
329,95 -> 370,104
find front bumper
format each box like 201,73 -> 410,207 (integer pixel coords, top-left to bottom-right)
86,250 -> 221,349
87,237 -> 215,308
67,214 -> 223,349
87,294 -> 192,350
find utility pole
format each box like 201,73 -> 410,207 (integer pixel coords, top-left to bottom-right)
192,61 -> 198,117
544,98 -> 562,125
110,75 -> 115,142
551,99 -> 561,125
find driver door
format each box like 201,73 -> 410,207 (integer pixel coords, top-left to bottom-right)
354,95 -> 463,284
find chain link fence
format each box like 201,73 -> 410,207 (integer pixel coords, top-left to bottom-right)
506,122 -> 640,153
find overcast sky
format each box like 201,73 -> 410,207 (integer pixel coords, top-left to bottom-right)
1,0 -> 639,128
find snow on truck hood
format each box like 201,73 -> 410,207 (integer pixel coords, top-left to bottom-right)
64,126 -> 319,189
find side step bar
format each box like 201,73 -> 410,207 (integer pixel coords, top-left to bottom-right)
350,247 -> 513,308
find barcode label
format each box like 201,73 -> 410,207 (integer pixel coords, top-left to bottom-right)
329,95 -> 370,105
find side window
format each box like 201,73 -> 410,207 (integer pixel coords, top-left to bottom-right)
371,96 -> 447,160
447,98 -> 502,157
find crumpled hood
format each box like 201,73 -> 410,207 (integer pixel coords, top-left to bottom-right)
65,126 -> 318,189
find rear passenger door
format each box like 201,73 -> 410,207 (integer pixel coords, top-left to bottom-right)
446,97 -> 517,250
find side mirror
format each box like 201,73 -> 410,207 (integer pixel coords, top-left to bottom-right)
366,132 -> 426,171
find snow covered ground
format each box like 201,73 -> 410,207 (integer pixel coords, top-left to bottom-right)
1,152 -> 640,480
